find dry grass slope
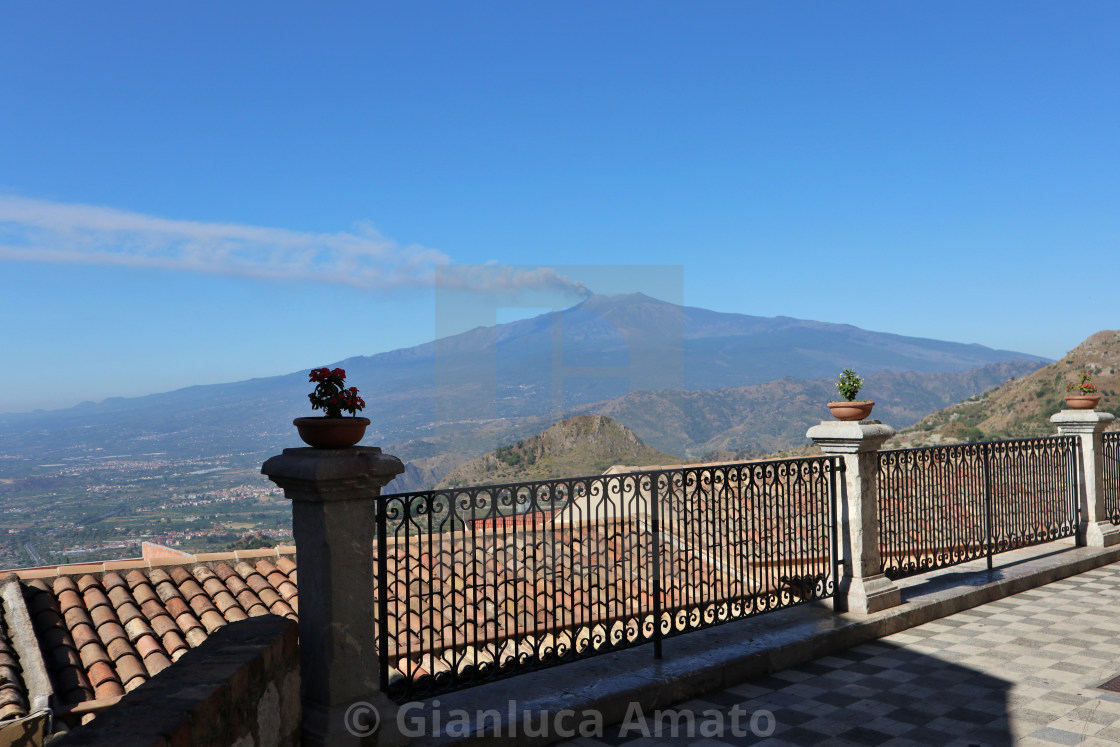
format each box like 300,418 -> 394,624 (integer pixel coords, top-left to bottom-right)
892,330 -> 1120,448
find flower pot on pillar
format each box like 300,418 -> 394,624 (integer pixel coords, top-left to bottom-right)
293,416 -> 371,448
1064,395 -> 1101,410
829,369 -> 875,421
1065,372 -> 1101,410
297,366 -> 370,448
827,400 -> 875,421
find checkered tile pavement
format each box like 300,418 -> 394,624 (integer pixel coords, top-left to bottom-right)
558,562 -> 1120,746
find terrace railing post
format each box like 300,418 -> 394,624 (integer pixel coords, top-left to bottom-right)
983,444 -> 994,571
650,473 -> 663,659
1050,409 -> 1120,548
807,420 -> 901,614
262,446 -> 406,746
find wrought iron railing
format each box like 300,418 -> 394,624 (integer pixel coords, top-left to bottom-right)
878,436 -> 1080,580
375,456 -> 841,701
1104,432 -> 1120,525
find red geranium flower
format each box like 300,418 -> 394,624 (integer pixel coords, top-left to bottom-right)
306,367 -> 366,417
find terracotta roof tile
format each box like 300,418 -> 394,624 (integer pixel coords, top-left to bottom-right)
211,563 -> 242,587
111,599 -> 144,626
105,637 -> 135,663
123,616 -> 155,644
234,589 -> 270,617
89,606 -> 118,631
85,659 -> 118,690
92,679 -> 125,701
146,612 -> 179,640
82,584 -> 109,610
169,568 -> 206,601
157,630 -> 188,660
100,624 -> 129,652
275,557 -> 297,576
70,623 -> 100,653
133,633 -> 164,661
163,596 -> 190,620
210,590 -> 247,620
142,651 -> 172,678
194,568 -> 245,614
148,569 -> 178,600
76,639 -> 111,671
179,622 -> 208,648
185,593 -> 220,623
57,587 -> 82,613
116,655 -> 147,690
125,572 -> 158,604
62,603 -> 93,631
198,610 -> 228,633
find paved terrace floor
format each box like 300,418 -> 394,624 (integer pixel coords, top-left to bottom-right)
562,556 -> 1120,746
409,538 -> 1120,747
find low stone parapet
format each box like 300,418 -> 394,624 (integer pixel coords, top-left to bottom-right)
52,614 -> 299,747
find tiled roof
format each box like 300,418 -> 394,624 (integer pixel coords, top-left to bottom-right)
4,548 -> 298,728
0,591 -> 29,723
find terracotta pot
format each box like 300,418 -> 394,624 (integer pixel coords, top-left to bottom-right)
1064,394 -> 1101,410
827,400 -> 875,421
293,417 -> 370,448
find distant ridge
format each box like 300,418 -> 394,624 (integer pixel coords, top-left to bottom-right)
436,415 -> 679,488
574,359 -> 1046,460
0,292 -> 1050,491
892,330 -> 1120,447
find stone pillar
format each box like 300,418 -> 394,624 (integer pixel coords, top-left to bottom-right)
262,446 -> 405,746
1050,409 -> 1120,547
806,420 -> 901,614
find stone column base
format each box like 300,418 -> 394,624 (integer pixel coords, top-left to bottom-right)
1081,520 -> 1120,548
836,573 -> 901,614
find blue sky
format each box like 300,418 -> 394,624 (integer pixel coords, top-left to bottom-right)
1,2 -> 1117,413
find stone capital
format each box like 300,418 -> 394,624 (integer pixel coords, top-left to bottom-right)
1050,409 -> 1116,436
262,447 -> 404,503
806,420 -> 896,454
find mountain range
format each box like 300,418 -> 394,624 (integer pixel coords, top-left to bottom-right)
0,293 -> 1050,491
417,332 -> 1120,489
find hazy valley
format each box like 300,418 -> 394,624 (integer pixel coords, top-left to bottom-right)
0,294 -> 1058,568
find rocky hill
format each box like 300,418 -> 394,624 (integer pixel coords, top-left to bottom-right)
435,415 -> 679,488
890,330 -> 1120,448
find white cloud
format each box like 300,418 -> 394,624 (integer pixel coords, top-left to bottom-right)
0,195 -> 591,297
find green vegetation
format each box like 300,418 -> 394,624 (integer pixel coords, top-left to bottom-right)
836,368 -> 864,401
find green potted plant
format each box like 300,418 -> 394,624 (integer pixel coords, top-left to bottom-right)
827,368 -> 875,421
293,367 -> 370,448
1064,371 -> 1101,410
